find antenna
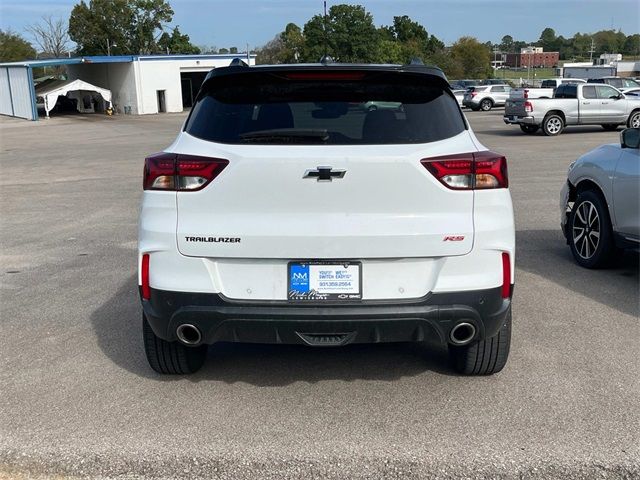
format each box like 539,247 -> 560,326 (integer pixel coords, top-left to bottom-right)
323,1 -> 328,60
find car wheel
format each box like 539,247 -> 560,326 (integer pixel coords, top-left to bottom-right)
367,105 -> 378,112
628,110 -> 640,128
519,124 -> 539,134
480,99 -> 493,111
143,314 -> 207,374
542,114 -> 564,136
449,307 -> 511,375
568,190 -> 615,269
602,124 -> 619,131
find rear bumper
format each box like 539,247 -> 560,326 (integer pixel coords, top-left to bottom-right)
142,286 -> 512,347
503,115 -> 536,125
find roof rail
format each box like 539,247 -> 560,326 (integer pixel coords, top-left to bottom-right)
229,58 -> 249,67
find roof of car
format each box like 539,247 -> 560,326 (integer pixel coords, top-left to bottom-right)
204,62 -> 447,83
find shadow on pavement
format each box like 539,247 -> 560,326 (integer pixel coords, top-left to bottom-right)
91,275 -> 456,383
516,229 -> 639,318
478,125 -> 620,137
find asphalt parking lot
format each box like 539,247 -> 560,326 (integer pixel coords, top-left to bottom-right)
1,110 -> 638,479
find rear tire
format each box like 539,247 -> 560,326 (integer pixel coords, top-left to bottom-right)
542,114 -> 564,136
568,190 -> 615,269
602,124 -> 619,131
449,307 -> 511,375
628,110 -> 640,128
520,124 -> 539,134
480,99 -> 493,111
143,314 -> 207,374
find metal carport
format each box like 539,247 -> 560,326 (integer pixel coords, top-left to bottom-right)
0,57 -> 132,121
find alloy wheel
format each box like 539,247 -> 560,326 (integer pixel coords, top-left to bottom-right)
572,201 -> 600,259
546,117 -> 562,134
631,113 -> 640,128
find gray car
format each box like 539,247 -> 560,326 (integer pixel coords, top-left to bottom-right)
463,85 -> 512,111
560,128 -> 640,267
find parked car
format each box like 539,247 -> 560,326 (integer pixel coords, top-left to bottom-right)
587,77 -> 640,90
622,87 -> 640,98
450,79 -> 478,90
463,85 -> 512,111
481,79 -> 510,85
361,101 -> 402,111
560,128 -> 639,267
452,89 -> 466,107
138,63 -> 515,376
504,83 -> 640,135
509,78 -> 586,100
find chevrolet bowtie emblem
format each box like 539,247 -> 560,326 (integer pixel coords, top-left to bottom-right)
303,166 -> 347,182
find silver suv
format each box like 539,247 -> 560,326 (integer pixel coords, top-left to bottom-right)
561,128 -> 639,267
463,85 -> 512,111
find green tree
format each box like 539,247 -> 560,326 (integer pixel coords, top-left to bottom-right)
426,50 -> 464,79
302,4 -> 379,62
451,36 -> 492,78
623,34 -> 640,56
69,0 -> 175,55
157,26 -> 200,54
0,29 -> 36,62
500,35 -> 514,53
379,15 -> 442,63
538,27 -> 556,50
279,23 -> 304,62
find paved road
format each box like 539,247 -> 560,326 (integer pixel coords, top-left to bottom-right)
1,111 -> 638,479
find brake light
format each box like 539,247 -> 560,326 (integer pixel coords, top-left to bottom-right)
143,153 -> 228,191
284,72 -> 366,81
141,253 -> 150,300
523,89 -> 529,99
470,92 -> 477,98
524,101 -> 533,113
421,151 -> 508,190
501,252 -> 512,298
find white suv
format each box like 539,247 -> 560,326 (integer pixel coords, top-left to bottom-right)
139,63 -> 515,375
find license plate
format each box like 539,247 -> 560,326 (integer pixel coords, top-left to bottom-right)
288,261 -> 362,301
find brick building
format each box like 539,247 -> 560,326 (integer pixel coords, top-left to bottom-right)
504,48 -> 560,68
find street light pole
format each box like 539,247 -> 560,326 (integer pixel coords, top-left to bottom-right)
106,39 -> 116,56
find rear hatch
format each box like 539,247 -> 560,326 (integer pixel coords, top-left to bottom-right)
172,67 -> 476,260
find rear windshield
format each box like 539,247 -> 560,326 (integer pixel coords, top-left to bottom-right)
184,73 -> 466,145
541,80 -> 557,88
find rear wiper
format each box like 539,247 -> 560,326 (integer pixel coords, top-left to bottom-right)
239,129 -> 330,143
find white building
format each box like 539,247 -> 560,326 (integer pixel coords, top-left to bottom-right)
0,53 -> 256,120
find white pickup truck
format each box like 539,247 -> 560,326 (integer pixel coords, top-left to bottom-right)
509,78 -> 586,100
504,83 -> 640,135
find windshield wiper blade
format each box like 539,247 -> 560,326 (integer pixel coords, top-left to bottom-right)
239,129 -> 330,143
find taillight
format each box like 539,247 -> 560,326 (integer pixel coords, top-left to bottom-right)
143,153 -> 228,191
523,89 -> 529,99
501,252 -> 512,299
524,101 -> 533,113
141,253 -> 150,300
421,151 -> 508,190
470,92 -> 477,98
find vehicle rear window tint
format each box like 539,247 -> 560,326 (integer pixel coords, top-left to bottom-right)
555,85 -> 577,98
185,74 -> 466,145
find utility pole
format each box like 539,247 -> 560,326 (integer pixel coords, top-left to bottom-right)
588,38 -> 595,63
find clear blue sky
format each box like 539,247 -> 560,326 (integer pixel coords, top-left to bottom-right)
1,0 -> 638,50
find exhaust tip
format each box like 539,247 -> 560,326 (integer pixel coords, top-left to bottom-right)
449,322 -> 476,346
176,324 -> 202,346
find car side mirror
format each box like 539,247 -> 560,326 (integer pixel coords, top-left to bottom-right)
620,128 -> 640,149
